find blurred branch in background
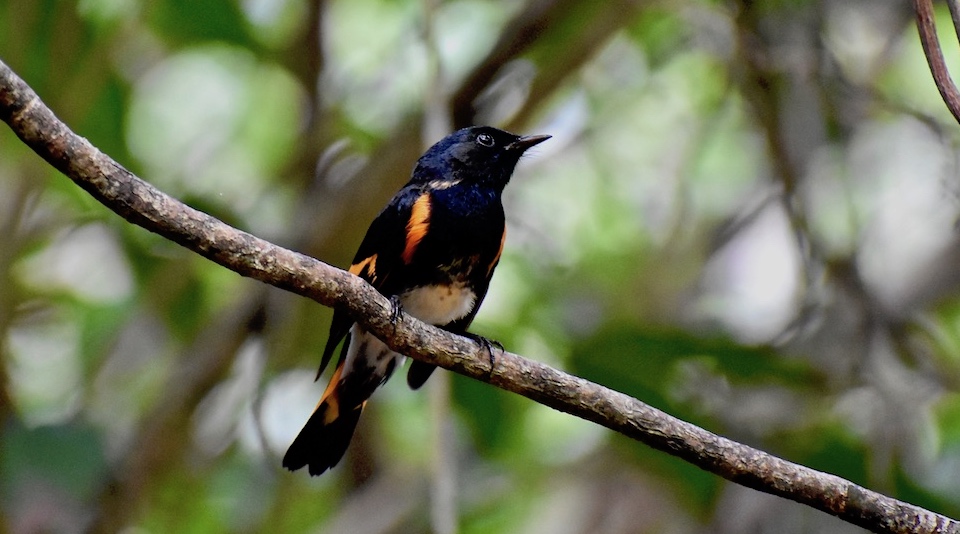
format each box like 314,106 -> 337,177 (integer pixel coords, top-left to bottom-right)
2,51 -> 959,534
89,289 -> 268,532
420,0 -> 456,532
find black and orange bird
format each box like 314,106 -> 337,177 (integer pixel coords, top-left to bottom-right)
283,126 -> 550,475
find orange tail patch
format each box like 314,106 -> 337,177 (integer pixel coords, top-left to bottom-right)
318,362 -> 344,424
283,362 -> 364,476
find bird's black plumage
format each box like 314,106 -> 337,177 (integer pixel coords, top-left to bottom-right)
283,126 -> 549,476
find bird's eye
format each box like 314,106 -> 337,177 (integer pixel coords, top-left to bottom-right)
476,133 -> 494,147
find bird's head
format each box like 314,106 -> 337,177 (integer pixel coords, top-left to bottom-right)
412,126 -> 550,190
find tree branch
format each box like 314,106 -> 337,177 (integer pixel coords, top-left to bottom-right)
1,59 -> 957,534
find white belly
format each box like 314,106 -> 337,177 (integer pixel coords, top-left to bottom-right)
339,283 -> 477,383
400,283 -> 477,325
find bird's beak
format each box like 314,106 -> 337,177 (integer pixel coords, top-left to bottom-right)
506,134 -> 551,152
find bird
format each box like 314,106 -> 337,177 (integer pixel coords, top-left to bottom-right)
283,126 -> 550,476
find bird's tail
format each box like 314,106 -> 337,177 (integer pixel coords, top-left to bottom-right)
283,363 -> 365,476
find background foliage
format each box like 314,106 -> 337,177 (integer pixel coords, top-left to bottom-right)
2,0 -> 960,532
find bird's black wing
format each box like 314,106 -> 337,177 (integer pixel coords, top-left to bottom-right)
315,185 -> 427,379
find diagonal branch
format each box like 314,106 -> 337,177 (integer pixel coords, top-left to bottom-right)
914,0 -> 960,124
0,59 -> 957,534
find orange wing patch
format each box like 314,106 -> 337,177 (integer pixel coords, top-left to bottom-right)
487,227 -> 506,276
402,193 -> 432,264
349,254 -> 378,283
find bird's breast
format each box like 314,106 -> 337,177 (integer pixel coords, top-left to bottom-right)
400,283 -> 477,325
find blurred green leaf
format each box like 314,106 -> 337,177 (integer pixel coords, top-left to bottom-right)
770,422 -> 869,485
77,74 -> 132,166
0,422 -> 106,499
626,8 -> 689,68
147,0 -> 253,47
572,323 -> 820,407
453,372 -> 529,455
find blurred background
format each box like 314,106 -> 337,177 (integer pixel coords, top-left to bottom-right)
2,0 -> 960,532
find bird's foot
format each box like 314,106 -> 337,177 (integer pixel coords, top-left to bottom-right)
388,296 -> 404,333
463,332 -> 503,377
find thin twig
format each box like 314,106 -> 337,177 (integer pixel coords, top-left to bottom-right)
947,0 -> 960,52
914,0 -> 960,124
1,58 -> 958,534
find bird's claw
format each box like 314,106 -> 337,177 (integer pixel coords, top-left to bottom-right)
464,333 -> 502,377
389,296 -> 404,332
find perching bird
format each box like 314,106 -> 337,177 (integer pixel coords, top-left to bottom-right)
283,126 -> 550,476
